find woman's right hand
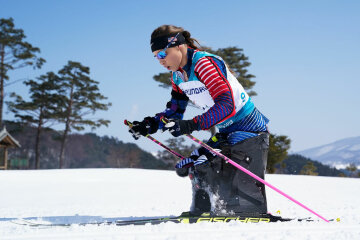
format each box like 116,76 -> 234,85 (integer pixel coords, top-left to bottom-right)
129,117 -> 159,140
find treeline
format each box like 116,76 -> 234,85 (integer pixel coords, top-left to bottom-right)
5,119 -> 357,177
275,154 -> 344,177
6,121 -> 168,170
275,153 -> 360,178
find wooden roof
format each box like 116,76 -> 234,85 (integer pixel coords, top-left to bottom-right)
0,127 -> 21,148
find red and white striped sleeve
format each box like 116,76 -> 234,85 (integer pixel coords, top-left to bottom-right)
194,57 -> 230,99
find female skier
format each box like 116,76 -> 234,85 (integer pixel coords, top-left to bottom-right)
129,25 -> 270,215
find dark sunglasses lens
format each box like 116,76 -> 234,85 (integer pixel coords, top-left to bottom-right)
157,51 -> 167,59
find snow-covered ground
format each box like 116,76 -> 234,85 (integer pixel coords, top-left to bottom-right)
0,169 -> 359,240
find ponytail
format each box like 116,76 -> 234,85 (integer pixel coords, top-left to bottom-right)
182,30 -> 203,50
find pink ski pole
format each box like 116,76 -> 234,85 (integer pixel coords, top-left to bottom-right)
185,133 -> 329,223
124,120 -> 186,160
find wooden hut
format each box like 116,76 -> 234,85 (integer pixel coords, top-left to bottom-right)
0,127 -> 21,170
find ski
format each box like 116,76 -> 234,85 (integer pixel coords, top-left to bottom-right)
114,212 -> 292,226
10,212 -> 334,227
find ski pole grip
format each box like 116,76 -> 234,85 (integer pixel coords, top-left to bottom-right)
160,116 -> 169,124
160,117 -> 177,128
124,119 -> 133,128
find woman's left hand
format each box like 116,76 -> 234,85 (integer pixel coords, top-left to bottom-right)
163,119 -> 199,137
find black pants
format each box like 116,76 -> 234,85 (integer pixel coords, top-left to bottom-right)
189,133 -> 269,215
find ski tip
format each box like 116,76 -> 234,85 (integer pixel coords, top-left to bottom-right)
336,218 -> 341,222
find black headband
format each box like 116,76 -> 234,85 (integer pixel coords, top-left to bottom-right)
150,32 -> 186,52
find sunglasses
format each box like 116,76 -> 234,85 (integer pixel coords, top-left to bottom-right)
155,33 -> 180,60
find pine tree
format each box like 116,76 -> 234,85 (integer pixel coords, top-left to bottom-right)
300,161 -> 319,176
205,46 -> 257,96
57,61 -> 111,168
0,18 -> 45,125
346,163 -> 358,178
6,72 -> 63,169
267,134 -> 291,173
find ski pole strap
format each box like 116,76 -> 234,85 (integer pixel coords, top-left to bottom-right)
124,120 -> 185,160
184,133 -> 330,223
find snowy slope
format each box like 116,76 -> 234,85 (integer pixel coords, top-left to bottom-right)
0,169 -> 359,240
297,136 -> 360,168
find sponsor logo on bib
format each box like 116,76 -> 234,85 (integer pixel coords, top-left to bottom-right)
184,86 -> 207,95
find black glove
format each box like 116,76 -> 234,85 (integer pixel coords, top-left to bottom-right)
129,117 -> 158,140
174,148 -> 215,177
163,119 -> 200,137
176,167 -> 189,177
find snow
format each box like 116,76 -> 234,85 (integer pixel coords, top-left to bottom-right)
0,168 -> 359,240
333,164 -> 351,169
349,144 -> 360,151
340,152 -> 355,159
314,146 -> 334,157
336,145 -> 349,151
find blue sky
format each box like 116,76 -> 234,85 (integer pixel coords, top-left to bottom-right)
1,0 -> 360,154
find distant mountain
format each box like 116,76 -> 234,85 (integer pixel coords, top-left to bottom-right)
297,136 -> 360,168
